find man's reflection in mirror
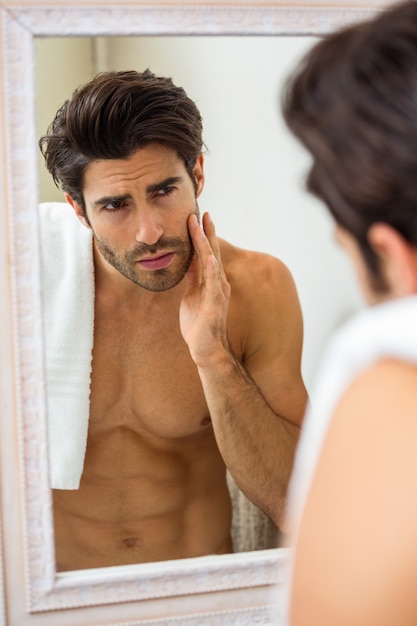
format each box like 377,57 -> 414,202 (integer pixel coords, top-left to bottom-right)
38,69 -> 307,571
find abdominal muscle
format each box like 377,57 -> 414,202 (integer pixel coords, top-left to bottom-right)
52,420 -> 233,571
52,291 -> 235,571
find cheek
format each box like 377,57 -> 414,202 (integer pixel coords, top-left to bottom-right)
91,212 -> 131,237
91,224 -> 124,250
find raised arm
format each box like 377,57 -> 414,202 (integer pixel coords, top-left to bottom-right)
180,212 -> 307,527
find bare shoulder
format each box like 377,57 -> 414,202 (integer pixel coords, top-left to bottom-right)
321,356 -> 417,485
335,356 -> 417,421
218,238 -> 297,301
293,356 -> 417,626
218,239 -> 307,425
323,356 -> 417,469
218,238 -> 302,347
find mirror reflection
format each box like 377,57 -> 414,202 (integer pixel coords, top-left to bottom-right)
35,35 -> 363,573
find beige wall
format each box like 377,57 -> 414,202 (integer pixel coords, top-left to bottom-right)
36,37 -> 95,202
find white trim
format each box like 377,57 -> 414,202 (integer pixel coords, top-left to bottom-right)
0,2 -> 383,624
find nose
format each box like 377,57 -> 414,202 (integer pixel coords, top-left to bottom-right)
133,207 -> 163,246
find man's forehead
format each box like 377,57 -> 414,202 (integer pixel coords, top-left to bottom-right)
86,144 -> 181,169
83,146 -> 186,188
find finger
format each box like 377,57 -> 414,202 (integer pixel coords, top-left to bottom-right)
183,251 -> 201,289
202,212 -> 223,267
188,215 -> 231,303
188,213 -> 227,298
188,213 -> 215,270
202,212 -> 227,283
204,253 -> 231,304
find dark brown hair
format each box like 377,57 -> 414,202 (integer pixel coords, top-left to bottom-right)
39,69 -> 204,208
282,0 -> 417,290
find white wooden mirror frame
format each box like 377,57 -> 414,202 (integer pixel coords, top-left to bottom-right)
0,1 -> 388,624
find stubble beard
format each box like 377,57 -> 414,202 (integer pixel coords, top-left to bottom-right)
92,207 -> 199,292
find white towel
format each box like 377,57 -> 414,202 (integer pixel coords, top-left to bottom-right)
39,201 -> 94,489
288,294 -> 417,537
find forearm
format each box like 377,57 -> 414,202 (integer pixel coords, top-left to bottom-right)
181,212 -> 304,527
197,348 -> 301,528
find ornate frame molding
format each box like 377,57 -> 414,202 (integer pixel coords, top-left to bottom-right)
0,2 -> 383,624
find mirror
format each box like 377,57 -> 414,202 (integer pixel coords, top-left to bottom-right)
35,33 -> 364,398
0,2 -> 386,625
36,34 -> 315,572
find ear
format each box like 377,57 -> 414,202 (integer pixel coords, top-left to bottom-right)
65,193 -> 91,229
193,153 -> 205,198
368,223 -> 417,296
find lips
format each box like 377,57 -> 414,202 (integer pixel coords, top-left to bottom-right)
137,252 -> 175,271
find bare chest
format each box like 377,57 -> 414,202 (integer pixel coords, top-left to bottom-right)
89,307 -> 210,440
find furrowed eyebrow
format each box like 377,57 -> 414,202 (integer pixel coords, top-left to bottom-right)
91,193 -> 132,209
90,177 -> 183,209
146,176 -> 184,194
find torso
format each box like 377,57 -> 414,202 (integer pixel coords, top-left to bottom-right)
53,242 -> 242,571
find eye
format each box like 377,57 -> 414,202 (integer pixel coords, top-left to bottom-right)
103,199 -> 128,211
153,186 -> 175,199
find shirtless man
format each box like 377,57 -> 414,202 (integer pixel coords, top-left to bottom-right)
39,69 -> 307,571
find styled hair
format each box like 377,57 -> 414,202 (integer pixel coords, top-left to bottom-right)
39,69 -> 204,208
282,0 -> 417,290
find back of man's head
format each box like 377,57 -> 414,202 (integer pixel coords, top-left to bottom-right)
283,0 -> 417,290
